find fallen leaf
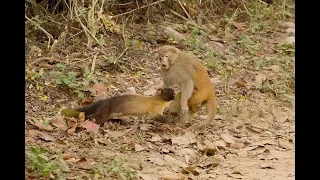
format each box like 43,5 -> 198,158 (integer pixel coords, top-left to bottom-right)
260,163 -> 274,169
237,150 -> 247,158
197,141 -> 205,151
171,132 -> 196,146
232,22 -> 246,30
77,157 -> 87,163
220,133 -> 236,144
39,133 -> 55,142
215,140 -> 226,148
138,173 -> 157,180
160,173 -> 185,180
51,115 -> 68,130
66,118 -> 77,134
148,157 -> 165,166
202,148 -> 216,156
230,142 -> 245,149
181,166 -> 200,175
28,129 -> 42,137
135,144 -> 145,152
278,139 -> 293,150
164,155 -> 187,168
80,120 -> 100,131
33,120 -> 54,131
228,171 -> 243,179
54,139 -> 68,145
150,134 -> 162,142
92,83 -> 108,97
245,126 -> 261,137
203,140 -> 216,149
62,154 -> 74,160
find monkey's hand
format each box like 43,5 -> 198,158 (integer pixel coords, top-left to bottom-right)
181,104 -> 189,114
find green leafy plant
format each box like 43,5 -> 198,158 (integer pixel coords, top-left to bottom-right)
93,158 -> 137,180
25,146 -> 66,179
49,63 -> 93,99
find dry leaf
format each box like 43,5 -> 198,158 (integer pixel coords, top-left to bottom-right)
138,173 -> 157,180
148,157 -> 165,166
28,129 -> 42,137
150,134 -> 162,142
203,140 -> 216,149
134,144 -> 145,152
237,150 -> 247,158
171,132 -> 196,146
278,139 -> 293,150
164,155 -> 187,168
80,120 -> 100,131
197,141 -> 205,151
202,148 -> 216,156
160,173 -> 185,180
39,133 -> 55,142
228,171 -> 243,179
245,126 -> 261,137
215,140 -> 226,148
181,166 -> 200,175
92,83 -> 108,97
62,154 -> 74,160
230,142 -> 245,149
220,133 -> 236,144
51,115 -> 68,130
34,120 -> 54,131
260,163 -> 274,169
232,22 -> 246,30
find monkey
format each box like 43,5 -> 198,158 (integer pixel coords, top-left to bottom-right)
157,45 -> 217,130
61,88 -> 175,125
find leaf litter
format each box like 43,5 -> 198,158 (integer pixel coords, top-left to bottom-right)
25,16 -> 295,180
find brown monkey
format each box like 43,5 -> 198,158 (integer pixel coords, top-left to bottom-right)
61,88 -> 175,125
158,45 -> 217,129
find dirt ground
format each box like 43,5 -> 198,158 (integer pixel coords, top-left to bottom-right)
25,10 -> 295,180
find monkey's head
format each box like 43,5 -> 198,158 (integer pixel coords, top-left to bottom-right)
158,45 -> 180,70
159,88 -> 175,101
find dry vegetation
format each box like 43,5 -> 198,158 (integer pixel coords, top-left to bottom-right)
25,0 -> 295,179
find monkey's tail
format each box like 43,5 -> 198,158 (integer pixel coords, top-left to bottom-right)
196,93 -> 217,129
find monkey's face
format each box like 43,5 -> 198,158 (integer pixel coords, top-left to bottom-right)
158,53 -> 170,70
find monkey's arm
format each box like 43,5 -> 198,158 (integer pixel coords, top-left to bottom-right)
180,80 -> 194,114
